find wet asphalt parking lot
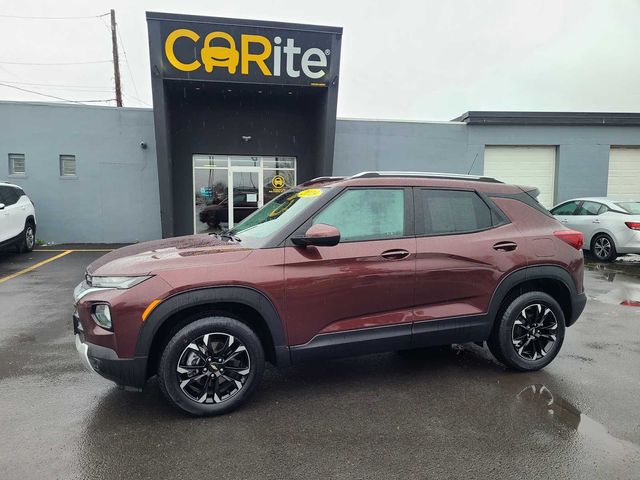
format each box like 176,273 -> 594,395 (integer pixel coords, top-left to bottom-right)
0,248 -> 639,480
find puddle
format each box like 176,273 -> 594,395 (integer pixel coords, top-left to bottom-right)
586,260 -> 640,279
516,384 -> 639,451
586,264 -> 640,307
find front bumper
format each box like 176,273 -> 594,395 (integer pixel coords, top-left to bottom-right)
73,312 -> 147,391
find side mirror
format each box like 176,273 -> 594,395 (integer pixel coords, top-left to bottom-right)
0,203 -> 4,210
292,223 -> 340,247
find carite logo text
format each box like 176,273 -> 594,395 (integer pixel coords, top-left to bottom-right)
165,29 -> 329,79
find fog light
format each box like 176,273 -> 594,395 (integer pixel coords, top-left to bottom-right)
92,304 -> 112,330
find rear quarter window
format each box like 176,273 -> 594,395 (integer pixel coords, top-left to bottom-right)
616,202 -> 640,214
417,189 -> 493,235
0,186 -> 20,206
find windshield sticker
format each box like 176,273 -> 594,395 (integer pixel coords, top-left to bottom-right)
297,189 -> 323,198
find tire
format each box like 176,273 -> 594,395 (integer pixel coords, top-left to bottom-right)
158,316 -> 265,416
18,221 -> 35,253
487,291 -> 565,371
591,233 -> 617,262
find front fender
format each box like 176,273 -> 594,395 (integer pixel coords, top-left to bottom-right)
135,286 -> 289,365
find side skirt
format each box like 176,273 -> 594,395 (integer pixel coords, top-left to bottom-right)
289,315 -> 492,364
411,315 -> 492,348
290,324 -> 411,363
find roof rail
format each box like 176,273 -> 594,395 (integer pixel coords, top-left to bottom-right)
351,171 -> 503,183
301,176 -> 345,186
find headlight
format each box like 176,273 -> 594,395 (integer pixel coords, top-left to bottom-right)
88,275 -> 151,289
92,304 -> 112,330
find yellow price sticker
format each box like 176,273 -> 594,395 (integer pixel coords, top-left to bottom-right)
297,189 -> 323,198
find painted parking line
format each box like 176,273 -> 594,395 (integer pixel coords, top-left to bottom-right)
0,250 -> 73,284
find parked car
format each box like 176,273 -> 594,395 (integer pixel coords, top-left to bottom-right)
0,181 -> 36,253
198,188 -> 258,229
73,172 -> 586,416
550,197 -> 640,262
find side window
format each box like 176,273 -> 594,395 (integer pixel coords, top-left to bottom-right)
312,188 -> 405,242
0,186 -> 19,206
550,201 -> 579,215
575,201 -> 601,216
597,204 -> 608,215
418,189 -> 492,235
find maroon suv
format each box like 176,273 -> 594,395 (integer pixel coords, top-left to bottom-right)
73,172 -> 587,416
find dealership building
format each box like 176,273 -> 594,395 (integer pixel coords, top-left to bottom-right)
1,12 -> 639,244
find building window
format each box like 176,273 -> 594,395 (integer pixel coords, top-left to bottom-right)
8,153 -> 26,175
60,155 -> 77,177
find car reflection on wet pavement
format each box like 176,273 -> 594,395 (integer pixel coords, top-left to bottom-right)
0,251 -> 639,479
586,261 -> 640,307
515,384 -> 639,457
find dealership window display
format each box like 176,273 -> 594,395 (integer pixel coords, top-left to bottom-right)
193,155 -> 296,233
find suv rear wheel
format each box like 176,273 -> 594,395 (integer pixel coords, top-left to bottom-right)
487,291 -> 565,371
18,221 -> 35,253
158,316 -> 265,416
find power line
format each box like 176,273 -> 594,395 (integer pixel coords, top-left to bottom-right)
123,92 -> 152,107
0,79 -> 113,90
0,59 -> 111,66
116,24 -> 141,100
0,81 -> 114,104
0,13 -> 109,20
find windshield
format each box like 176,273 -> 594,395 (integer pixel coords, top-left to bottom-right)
616,202 -> 640,214
228,187 -> 327,244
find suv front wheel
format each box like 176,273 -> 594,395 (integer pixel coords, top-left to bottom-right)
158,316 -> 265,416
487,291 -> 566,371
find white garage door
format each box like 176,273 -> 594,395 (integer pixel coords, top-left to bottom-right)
608,148 -> 640,199
484,146 -> 557,208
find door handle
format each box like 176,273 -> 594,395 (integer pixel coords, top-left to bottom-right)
381,249 -> 410,260
493,241 -> 518,252
560,219 -> 568,224
592,219 -> 600,224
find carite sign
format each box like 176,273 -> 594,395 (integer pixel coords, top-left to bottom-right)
161,22 -> 334,86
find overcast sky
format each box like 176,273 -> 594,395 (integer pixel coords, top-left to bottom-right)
0,0 -> 639,121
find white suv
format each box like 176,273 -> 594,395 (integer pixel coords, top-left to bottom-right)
0,182 -> 36,253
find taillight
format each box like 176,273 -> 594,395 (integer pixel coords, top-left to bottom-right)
554,230 -> 584,250
625,222 -> 640,230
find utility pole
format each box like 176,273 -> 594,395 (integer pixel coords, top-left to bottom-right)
110,9 -> 123,107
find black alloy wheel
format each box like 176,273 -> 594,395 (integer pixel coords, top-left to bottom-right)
158,316 -> 265,416
510,304 -> 558,361
176,332 -> 251,404
487,291 -> 565,371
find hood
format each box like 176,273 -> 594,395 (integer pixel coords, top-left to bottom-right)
87,235 -> 253,276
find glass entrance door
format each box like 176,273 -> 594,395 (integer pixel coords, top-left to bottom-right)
228,167 -> 262,229
193,155 -> 296,234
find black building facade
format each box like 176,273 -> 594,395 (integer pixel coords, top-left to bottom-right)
146,12 -> 342,237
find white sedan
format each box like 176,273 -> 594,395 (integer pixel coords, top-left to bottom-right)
550,197 -> 640,262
